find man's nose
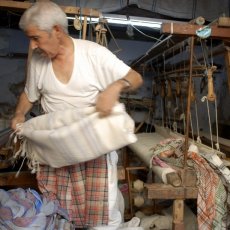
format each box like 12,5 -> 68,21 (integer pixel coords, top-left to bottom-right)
30,40 -> 38,50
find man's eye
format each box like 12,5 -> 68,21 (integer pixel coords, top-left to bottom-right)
32,37 -> 39,41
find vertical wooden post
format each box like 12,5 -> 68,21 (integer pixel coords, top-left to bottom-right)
172,199 -> 184,230
82,16 -> 87,40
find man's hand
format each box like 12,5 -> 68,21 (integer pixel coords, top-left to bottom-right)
11,113 -> 26,130
96,81 -> 122,117
96,69 -> 143,117
10,92 -> 33,130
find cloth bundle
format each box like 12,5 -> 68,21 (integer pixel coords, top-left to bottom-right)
0,188 -> 68,230
16,103 -> 137,169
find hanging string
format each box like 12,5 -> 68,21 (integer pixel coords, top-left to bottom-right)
88,16 -> 92,41
180,112 -> 186,135
173,96 -> 179,133
179,92 -> 186,134
210,38 -> 213,67
194,98 -> 202,143
161,98 -> 164,127
79,9 -> 82,39
189,112 -> 195,142
167,99 -> 171,130
214,98 -> 220,151
131,24 -> 162,42
200,38 -> 207,69
162,52 -> 166,125
147,74 -> 157,133
201,96 -> 214,151
143,65 -> 153,132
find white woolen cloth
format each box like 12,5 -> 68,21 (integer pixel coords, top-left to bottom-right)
16,103 -> 137,170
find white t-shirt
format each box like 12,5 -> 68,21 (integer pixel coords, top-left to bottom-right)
25,38 -> 130,113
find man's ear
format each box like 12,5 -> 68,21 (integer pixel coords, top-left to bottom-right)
53,25 -> 63,37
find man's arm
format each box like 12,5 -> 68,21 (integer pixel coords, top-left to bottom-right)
118,69 -> 143,92
11,91 -> 33,130
96,69 -> 143,116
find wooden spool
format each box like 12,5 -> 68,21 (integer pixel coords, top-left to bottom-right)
207,66 -> 217,101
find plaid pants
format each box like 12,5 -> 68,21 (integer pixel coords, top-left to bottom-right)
36,154 -> 109,228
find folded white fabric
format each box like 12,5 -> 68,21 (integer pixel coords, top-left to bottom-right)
16,103 -> 137,169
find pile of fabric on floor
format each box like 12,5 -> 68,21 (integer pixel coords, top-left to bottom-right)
0,188 -> 72,230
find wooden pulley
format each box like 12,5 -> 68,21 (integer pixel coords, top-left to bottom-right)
95,23 -> 108,46
167,79 -> 172,98
74,16 -> 82,30
175,78 -> 181,96
95,24 -> 102,43
195,16 -> 205,25
207,66 -> 217,101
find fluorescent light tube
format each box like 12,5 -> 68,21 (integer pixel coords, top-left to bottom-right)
67,14 -> 162,29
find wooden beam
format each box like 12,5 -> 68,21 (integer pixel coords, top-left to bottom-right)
146,183 -> 198,199
162,23 -> 230,39
0,171 -> 37,189
218,17 -> 230,27
0,0 -> 100,17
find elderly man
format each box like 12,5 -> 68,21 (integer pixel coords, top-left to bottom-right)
11,1 -> 143,229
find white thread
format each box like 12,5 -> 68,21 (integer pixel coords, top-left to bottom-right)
161,98 -> 164,127
214,98 -> 220,151
15,156 -> 26,178
134,195 -> 145,207
194,99 -> 202,143
190,112 -> 195,142
179,113 -> 186,134
133,179 -> 144,192
173,121 -> 177,133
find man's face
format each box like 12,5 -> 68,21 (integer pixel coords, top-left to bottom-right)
26,25 -> 60,59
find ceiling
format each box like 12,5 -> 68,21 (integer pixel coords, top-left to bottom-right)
0,3 -> 185,41
0,1 -> 229,69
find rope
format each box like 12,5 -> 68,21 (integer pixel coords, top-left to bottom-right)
79,9 -> 82,39
161,98 -> 164,127
200,38 -> 207,69
167,100 -> 171,130
214,98 -> 220,151
190,112 -> 195,142
173,108 -> 178,133
201,96 -> 214,151
179,113 -> 186,135
210,39 -> 214,66
173,96 -> 179,133
194,99 -> 202,143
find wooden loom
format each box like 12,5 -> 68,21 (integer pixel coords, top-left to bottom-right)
125,18 -> 230,229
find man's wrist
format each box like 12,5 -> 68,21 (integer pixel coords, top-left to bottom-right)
119,78 -> 132,91
14,111 -> 25,116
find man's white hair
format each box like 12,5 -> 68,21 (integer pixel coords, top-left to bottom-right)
19,1 -> 68,34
